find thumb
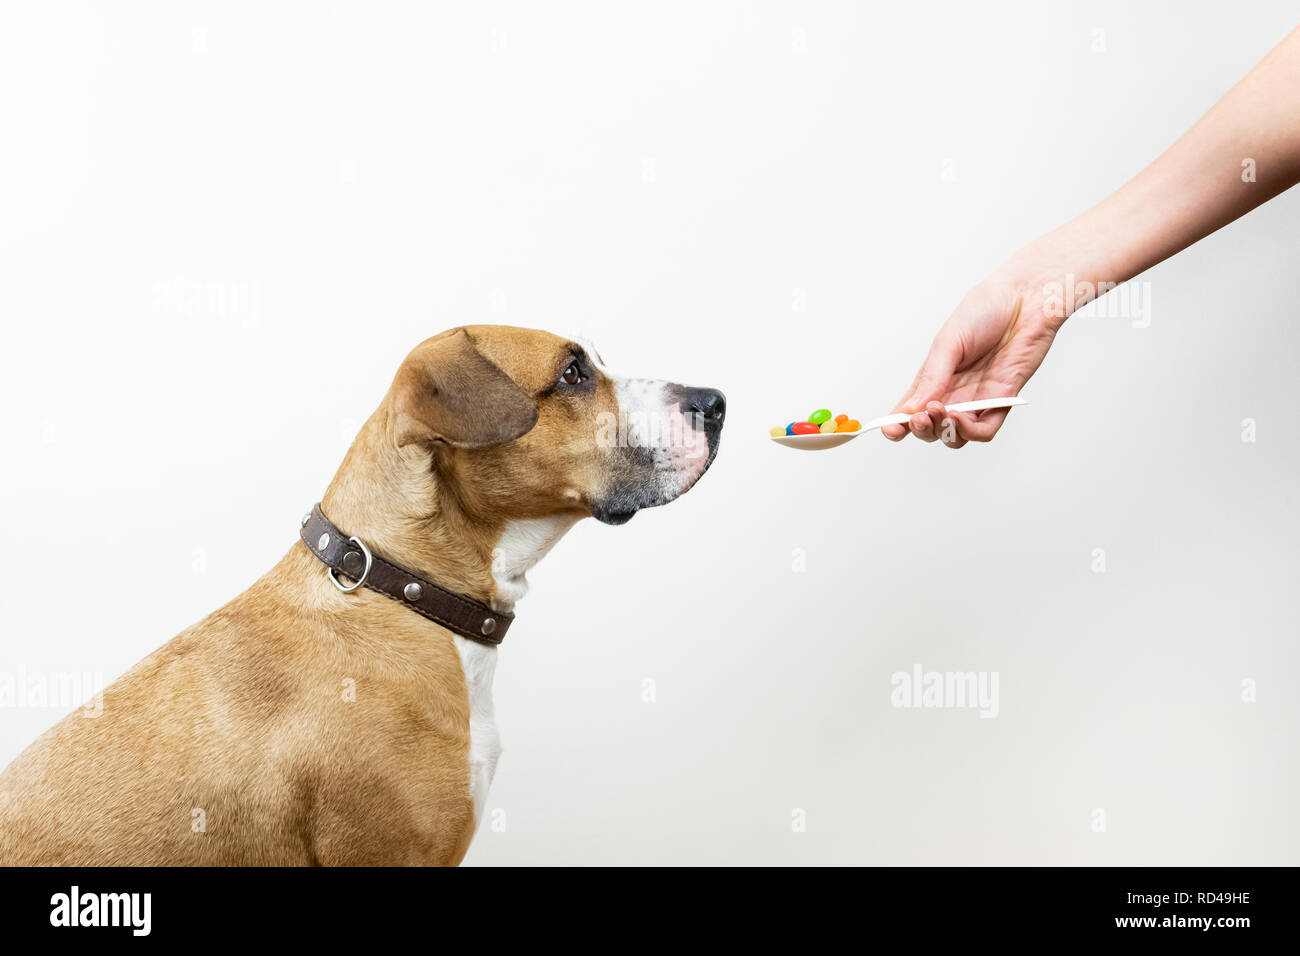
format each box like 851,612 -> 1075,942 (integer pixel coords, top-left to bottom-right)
899,335 -> 960,413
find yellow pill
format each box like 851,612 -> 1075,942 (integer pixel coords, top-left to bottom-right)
769,426 -> 785,437
819,420 -> 838,433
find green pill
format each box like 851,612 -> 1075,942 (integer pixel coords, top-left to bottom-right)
808,408 -> 832,426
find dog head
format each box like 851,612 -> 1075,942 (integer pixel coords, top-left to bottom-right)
388,326 -> 724,527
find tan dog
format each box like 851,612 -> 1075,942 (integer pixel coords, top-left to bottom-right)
0,326 -> 724,865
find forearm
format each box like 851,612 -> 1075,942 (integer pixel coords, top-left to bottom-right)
1007,25 -> 1300,317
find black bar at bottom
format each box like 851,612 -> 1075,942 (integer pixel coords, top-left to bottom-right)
0,865 -> 1285,942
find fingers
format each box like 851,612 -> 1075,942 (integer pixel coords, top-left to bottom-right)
938,411 -> 967,450
882,334 -> 962,443
955,406 -> 1010,443
937,407 -> 1011,447
908,411 -> 936,442
900,336 -> 961,414
909,401 -> 947,443
886,404 -> 1015,448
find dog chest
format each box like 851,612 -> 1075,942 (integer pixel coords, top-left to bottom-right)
452,635 -> 500,829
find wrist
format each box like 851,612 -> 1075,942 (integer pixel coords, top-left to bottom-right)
993,228 -> 1118,328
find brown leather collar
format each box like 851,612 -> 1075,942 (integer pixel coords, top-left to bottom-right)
299,503 -> 511,647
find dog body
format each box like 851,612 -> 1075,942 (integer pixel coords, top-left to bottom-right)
0,326 -> 723,865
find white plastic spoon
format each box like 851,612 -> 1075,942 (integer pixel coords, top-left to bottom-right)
769,397 -> 1027,450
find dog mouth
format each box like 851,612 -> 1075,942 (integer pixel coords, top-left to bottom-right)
590,416 -> 723,526
590,503 -> 641,526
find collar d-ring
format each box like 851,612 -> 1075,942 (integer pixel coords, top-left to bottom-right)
328,535 -> 372,592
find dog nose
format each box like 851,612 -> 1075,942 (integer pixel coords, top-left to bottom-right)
683,387 -> 726,423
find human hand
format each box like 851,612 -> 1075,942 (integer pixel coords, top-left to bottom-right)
881,267 -> 1063,448
883,25 -> 1300,449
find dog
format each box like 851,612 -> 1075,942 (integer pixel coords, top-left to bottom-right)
0,325 -> 724,865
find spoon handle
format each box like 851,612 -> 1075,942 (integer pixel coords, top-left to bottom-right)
862,396 -> 1026,432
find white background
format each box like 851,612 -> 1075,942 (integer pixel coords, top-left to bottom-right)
1,1 -> 1296,865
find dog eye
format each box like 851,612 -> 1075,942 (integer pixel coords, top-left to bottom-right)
561,363 -> 586,386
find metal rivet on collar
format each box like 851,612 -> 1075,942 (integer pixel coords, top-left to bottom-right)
301,512 -> 311,527
480,617 -> 497,637
317,533 -> 330,551
403,582 -> 423,601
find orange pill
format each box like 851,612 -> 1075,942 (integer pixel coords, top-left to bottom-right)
836,419 -> 861,432
834,413 -> 849,424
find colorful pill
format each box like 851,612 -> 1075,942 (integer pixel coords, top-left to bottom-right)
808,408 -> 832,426
770,426 -> 786,437
834,413 -> 849,424
791,421 -> 820,435
785,422 -> 797,435
836,419 -> 861,433
819,420 -> 838,434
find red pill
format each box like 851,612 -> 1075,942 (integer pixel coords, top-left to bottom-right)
791,421 -> 820,435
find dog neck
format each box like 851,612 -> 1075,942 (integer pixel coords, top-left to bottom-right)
487,513 -> 581,610
319,412 -> 578,615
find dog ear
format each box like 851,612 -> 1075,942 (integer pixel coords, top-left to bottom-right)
392,328 -> 540,448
